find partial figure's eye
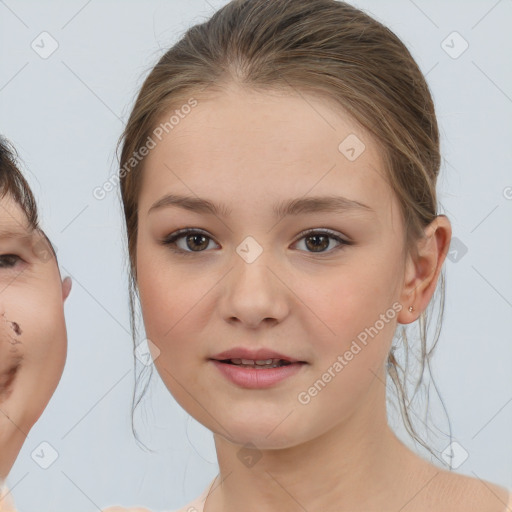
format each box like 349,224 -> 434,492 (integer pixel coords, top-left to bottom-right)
0,254 -> 23,268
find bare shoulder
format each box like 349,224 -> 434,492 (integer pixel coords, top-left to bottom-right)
397,453 -> 510,512
427,468 -> 510,512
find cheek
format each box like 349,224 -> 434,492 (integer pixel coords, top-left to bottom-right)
289,262 -> 400,412
138,267 -> 200,338
0,320 -> 23,403
137,261 -> 214,377
13,292 -> 66,361
0,286 -> 67,427
136,264 -> 215,413
292,261 -> 399,347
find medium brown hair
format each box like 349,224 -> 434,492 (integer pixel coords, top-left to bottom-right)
119,0 -> 449,457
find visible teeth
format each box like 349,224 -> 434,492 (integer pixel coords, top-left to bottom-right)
239,359 -> 281,366
239,358 -> 280,365
228,358 -> 286,368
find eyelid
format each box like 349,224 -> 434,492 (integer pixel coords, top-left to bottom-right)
0,253 -> 24,260
161,227 -> 351,255
0,254 -> 26,269
0,239 -> 34,258
161,228 -> 219,256
162,228 -> 215,244
293,227 -> 350,244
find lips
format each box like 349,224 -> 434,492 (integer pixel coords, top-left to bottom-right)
224,358 -> 289,368
210,347 -> 304,364
209,347 -> 307,388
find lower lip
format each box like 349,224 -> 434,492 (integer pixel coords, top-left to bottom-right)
210,360 -> 306,389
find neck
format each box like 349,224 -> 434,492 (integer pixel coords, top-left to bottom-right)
206,370 -> 425,512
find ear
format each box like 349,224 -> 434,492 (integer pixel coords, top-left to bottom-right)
62,276 -> 72,301
397,215 -> 451,324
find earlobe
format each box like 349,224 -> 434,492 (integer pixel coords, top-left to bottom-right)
397,215 -> 452,324
397,251 -> 420,325
62,276 -> 72,301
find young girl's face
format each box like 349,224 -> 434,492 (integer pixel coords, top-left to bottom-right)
0,195 -> 68,475
136,85 -> 414,448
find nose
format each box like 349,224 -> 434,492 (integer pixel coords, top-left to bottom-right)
219,249 -> 290,329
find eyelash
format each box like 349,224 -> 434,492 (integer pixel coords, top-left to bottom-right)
0,254 -> 23,269
160,228 -> 351,256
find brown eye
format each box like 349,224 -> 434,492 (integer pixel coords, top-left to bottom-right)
184,233 -> 210,251
161,229 -> 219,255
304,234 -> 330,252
0,254 -> 23,268
293,229 -> 349,254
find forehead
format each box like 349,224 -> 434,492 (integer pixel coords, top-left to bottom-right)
140,86 -> 396,221
0,194 -> 34,237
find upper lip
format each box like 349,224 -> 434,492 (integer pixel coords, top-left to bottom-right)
210,347 -> 304,363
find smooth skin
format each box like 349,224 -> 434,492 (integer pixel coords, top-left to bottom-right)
0,195 -> 71,481
109,84 -> 509,512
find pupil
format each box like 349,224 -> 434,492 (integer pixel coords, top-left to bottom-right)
187,234 -> 208,251
306,235 -> 328,252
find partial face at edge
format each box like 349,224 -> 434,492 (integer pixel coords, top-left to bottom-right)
0,195 -> 69,477
134,85 -> 412,448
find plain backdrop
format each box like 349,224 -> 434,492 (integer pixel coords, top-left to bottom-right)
0,0 -> 511,510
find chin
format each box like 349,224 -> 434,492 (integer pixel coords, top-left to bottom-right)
224,433 -> 307,453
212,416 -> 308,451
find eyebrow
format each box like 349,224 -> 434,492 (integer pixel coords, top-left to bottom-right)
148,194 -> 374,218
0,227 -> 33,240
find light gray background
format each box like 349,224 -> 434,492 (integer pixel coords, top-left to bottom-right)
0,0 -> 511,510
